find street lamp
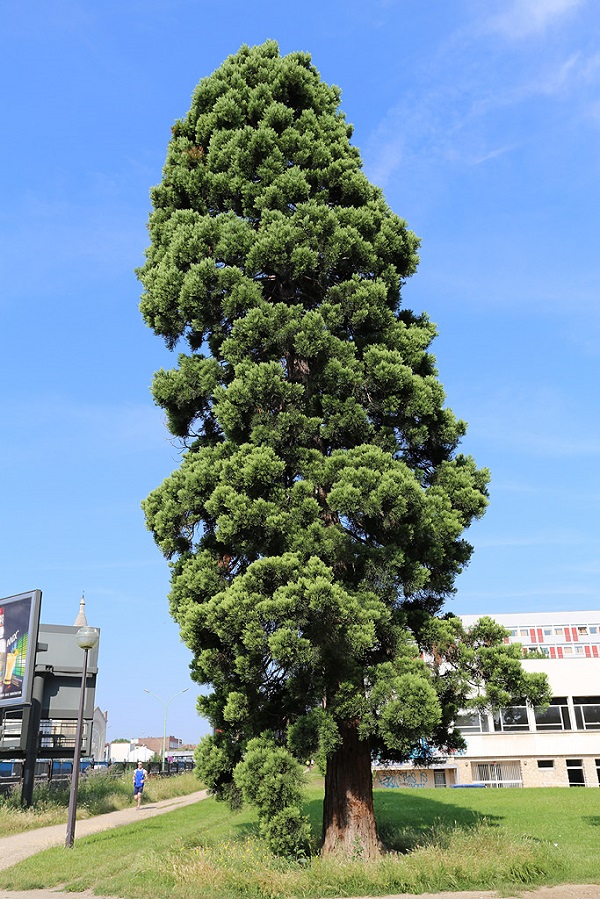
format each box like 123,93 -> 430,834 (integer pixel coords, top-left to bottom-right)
65,625 -> 99,849
143,688 -> 188,771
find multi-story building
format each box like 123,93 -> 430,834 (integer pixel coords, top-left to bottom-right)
461,610 -> 600,660
373,611 -> 600,790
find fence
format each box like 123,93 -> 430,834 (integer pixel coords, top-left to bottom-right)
0,758 -> 195,795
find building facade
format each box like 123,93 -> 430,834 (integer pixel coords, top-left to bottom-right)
373,611 -> 600,790
136,735 -> 183,755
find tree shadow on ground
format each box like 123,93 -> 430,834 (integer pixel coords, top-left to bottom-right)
302,789 -> 503,854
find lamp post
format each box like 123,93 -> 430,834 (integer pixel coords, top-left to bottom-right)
65,625 -> 99,849
143,688 -> 188,771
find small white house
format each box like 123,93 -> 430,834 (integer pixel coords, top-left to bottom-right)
109,740 -> 153,763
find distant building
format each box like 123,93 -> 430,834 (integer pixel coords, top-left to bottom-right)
461,609 -> 600,660
374,610 -> 600,789
108,739 -> 153,763
135,735 -> 183,755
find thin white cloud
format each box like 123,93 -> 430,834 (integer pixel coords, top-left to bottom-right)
0,396 -> 170,461
482,0 -> 587,41
475,532 -> 600,548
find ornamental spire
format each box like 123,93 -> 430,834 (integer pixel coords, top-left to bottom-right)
73,592 -> 88,627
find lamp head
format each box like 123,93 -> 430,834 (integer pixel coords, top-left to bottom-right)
76,626 -> 99,650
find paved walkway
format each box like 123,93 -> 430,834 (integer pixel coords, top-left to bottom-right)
0,792 -> 597,899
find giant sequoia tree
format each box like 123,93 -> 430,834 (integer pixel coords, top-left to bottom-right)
139,42 -> 549,857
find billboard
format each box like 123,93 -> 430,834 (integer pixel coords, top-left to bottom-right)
0,590 -> 42,709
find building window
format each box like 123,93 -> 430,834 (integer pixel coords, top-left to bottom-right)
434,770 -> 446,788
494,706 -> 530,732
578,627 -> 588,636
519,629 -> 529,637
476,761 -> 522,788
566,759 -> 585,786
573,697 -> 600,730
534,698 -> 571,731
537,759 -> 554,769
555,628 -> 564,636
595,760 -> 600,785
589,626 -> 598,635
454,711 -> 490,733
508,629 -> 517,638
543,628 -> 552,636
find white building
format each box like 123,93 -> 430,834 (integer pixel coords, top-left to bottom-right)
108,740 -> 154,764
373,611 -> 600,790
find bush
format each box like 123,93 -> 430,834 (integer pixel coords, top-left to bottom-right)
234,735 -> 311,857
260,805 -> 312,858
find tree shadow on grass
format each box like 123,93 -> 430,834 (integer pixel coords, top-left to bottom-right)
302,790 -> 503,854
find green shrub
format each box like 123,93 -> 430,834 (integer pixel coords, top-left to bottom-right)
234,735 -> 311,857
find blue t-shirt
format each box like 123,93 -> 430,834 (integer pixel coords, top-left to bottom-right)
134,768 -> 146,788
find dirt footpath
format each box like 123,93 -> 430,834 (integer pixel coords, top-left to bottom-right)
0,884 -> 599,899
345,888 -> 600,899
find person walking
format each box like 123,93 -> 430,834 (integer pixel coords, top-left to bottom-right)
133,761 -> 147,809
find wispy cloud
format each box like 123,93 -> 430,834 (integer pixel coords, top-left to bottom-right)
475,532 -> 600,548
0,395 -> 170,462
481,0 -> 587,41
363,0 -> 600,193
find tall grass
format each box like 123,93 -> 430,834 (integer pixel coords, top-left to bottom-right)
0,769 -> 200,835
0,786 -> 584,899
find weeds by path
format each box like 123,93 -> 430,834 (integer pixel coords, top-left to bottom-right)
0,770 -> 200,836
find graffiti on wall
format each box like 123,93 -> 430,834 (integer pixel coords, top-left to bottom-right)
377,770 -> 430,788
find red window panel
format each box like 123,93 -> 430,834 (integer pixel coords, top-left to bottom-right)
585,646 -> 591,658
572,628 -> 578,642
550,647 -> 556,659
530,629 -> 537,643
565,629 -> 572,642
592,646 -> 599,658
537,628 -> 544,643
557,646 -> 564,658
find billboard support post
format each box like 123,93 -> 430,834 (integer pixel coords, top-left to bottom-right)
65,627 -> 99,849
21,666 -> 50,808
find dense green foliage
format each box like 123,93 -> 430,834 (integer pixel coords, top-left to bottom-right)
138,41 -> 549,849
234,735 -> 311,855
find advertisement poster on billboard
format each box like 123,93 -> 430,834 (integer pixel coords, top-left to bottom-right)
0,590 -> 42,709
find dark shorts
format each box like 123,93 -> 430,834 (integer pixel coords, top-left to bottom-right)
134,783 -> 144,795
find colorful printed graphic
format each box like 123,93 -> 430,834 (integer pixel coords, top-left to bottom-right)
0,591 -> 41,709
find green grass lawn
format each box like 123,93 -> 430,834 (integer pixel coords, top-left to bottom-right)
0,783 -> 598,898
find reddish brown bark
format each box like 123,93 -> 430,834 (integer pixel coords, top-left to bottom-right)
321,721 -> 380,858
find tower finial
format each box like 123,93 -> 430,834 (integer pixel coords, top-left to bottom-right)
74,592 -> 88,627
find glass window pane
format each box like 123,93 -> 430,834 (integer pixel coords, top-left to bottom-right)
534,706 -> 563,729
583,704 -> 600,727
501,706 -> 529,730
454,713 -> 482,732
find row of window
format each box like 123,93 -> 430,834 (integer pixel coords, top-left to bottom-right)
455,697 -> 600,733
523,645 -> 596,657
474,758 -> 600,787
538,758 -> 600,786
508,625 -> 599,639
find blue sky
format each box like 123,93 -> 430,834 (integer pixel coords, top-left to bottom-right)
1,0 -> 599,745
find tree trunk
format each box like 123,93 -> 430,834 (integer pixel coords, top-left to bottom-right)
321,721 -> 380,858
